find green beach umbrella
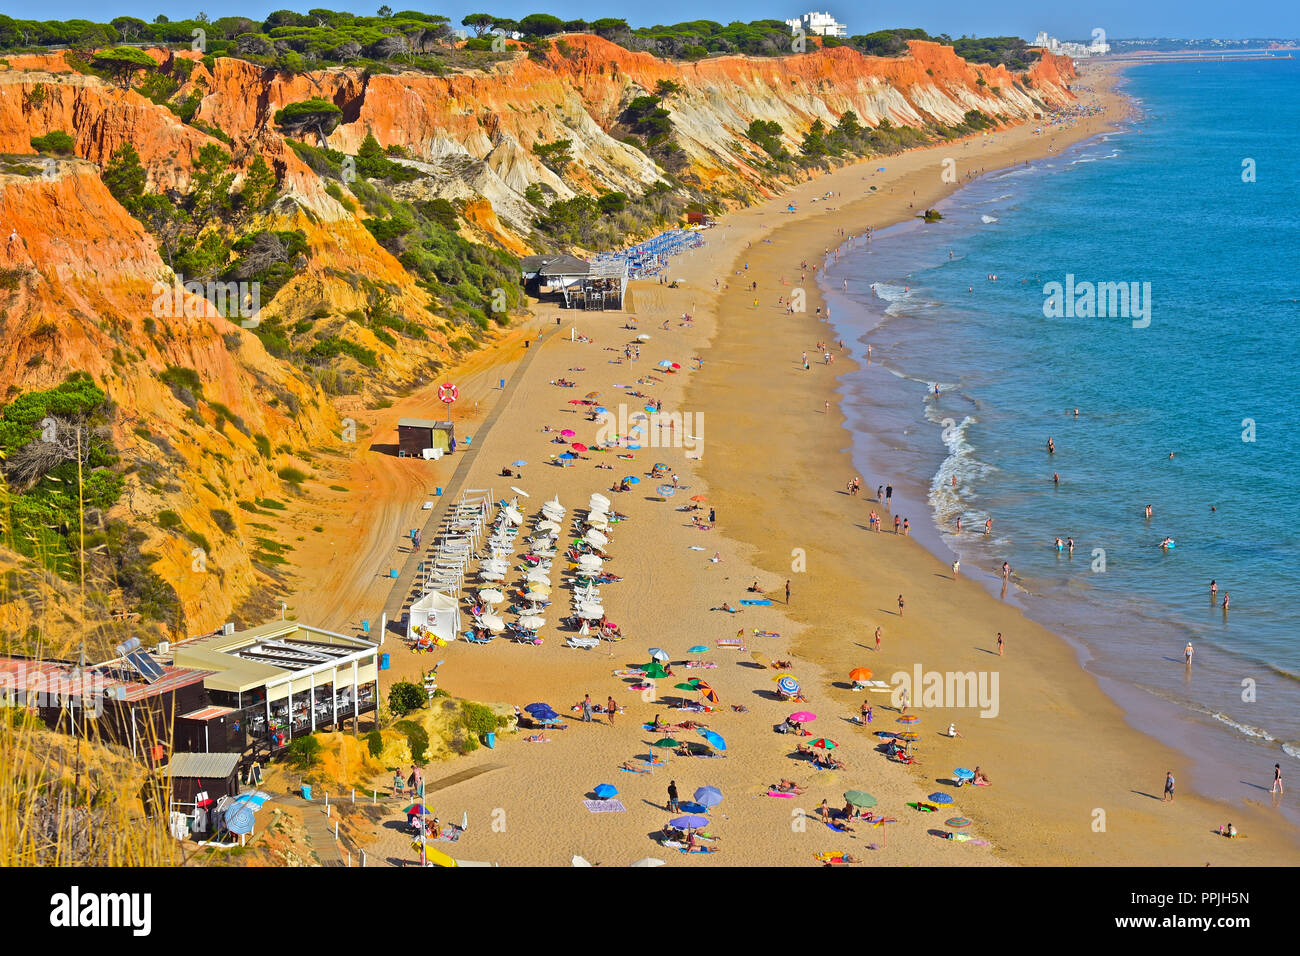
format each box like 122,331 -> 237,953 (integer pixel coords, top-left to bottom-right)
641,662 -> 669,679
673,682 -> 699,692
654,737 -> 679,749
844,790 -> 877,808
688,645 -> 709,654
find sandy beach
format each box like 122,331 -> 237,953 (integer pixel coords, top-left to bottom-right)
283,60 -> 1300,866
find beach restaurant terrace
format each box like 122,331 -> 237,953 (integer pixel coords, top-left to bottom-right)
520,254 -> 626,310
169,622 -> 378,754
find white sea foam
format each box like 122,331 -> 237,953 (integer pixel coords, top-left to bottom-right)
927,413 -> 996,525
870,281 -> 911,303
980,214 -> 999,224
1210,711 -> 1275,742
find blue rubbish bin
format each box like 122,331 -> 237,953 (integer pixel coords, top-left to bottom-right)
389,568 -> 399,578
485,732 -> 495,749
361,619 -> 370,633
380,652 -> 390,671
301,783 -> 312,800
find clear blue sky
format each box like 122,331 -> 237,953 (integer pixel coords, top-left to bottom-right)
15,0 -> 1300,40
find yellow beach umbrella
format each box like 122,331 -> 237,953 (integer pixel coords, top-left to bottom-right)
771,672 -> 797,683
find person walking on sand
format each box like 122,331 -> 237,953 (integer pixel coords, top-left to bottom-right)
875,625 -> 882,650
582,694 -> 593,723
897,594 -> 905,618
997,632 -> 1004,656
952,559 -> 960,578
667,780 -> 679,813
899,688 -> 909,714
785,580 -> 791,605
894,515 -> 901,534
1163,771 -> 1175,802
876,485 -> 884,503
885,484 -> 893,508
607,696 -> 617,726
1184,642 -> 1194,665
1273,763 -> 1284,795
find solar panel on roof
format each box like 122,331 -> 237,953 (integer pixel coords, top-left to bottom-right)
116,638 -> 164,683
127,649 -> 165,683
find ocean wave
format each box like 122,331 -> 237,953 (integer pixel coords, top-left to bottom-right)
870,281 -> 912,303
1210,712 -> 1276,743
927,414 -> 996,524
1283,742 -> 1300,761
979,193 -> 1014,203
980,214 -> 999,224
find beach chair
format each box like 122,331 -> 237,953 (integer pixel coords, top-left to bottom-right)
716,637 -> 746,651
464,631 -> 493,645
565,636 -> 600,650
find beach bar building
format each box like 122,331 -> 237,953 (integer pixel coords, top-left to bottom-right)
520,254 -> 626,310
169,622 -> 378,755
0,654 -> 212,763
163,752 -> 242,805
397,418 -> 454,458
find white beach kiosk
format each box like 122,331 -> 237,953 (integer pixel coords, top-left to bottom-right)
407,590 -> 460,642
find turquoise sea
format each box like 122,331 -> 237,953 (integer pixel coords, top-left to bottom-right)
822,58 -> 1300,815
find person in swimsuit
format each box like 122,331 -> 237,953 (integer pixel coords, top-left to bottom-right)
1163,771 -> 1175,802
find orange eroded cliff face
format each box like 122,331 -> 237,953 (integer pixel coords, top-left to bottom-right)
0,160 -> 341,631
0,38 -> 1074,632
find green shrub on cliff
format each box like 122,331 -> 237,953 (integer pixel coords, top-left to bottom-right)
29,131 -> 74,155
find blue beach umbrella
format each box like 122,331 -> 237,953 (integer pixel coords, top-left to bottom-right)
677,801 -> 709,814
669,815 -> 710,830
595,407 -> 608,414
623,476 -> 640,484
657,485 -> 676,497
777,676 -> 799,696
687,645 -> 709,654
694,786 -> 724,807
559,451 -> 577,459
697,729 -> 727,752
928,792 -> 955,805
953,768 -> 975,781
644,405 -> 658,413
593,784 -> 618,799
627,443 -> 643,450
513,460 -> 528,467
524,703 -> 552,715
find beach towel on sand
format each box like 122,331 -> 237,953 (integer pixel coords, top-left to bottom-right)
766,791 -> 796,798
583,799 -> 627,813
741,599 -> 772,606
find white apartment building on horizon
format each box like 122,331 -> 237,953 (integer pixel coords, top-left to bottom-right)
1034,30 -> 1110,57
786,11 -> 849,38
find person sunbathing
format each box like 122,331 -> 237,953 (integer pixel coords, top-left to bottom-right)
524,733 -> 551,742
774,779 -> 806,794
731,704 -> 750,713
772,659 -> 793,669
795,743 -> 814,757
973,767 -> 991,786
747,581 -> 764,592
